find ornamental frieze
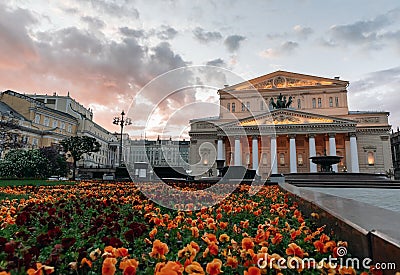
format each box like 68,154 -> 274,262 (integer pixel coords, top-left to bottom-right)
238,76 -> 335,90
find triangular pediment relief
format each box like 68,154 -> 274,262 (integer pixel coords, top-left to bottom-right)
221,109 -> 356,128
222,71 -> 348,91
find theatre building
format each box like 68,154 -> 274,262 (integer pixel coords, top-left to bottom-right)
189,71 -> 393,179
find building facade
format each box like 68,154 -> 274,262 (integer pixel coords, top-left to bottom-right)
0,90 -> 78,157
391,129 -> 400,180
28,93 -> 119,168
127,138 -> 190,168
189,71 -> 393,178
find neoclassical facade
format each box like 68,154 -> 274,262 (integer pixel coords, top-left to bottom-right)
189,71 -> 393,178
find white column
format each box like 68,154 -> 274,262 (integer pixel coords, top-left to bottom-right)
309,134 -> 317,172
217,138 -> 224,160
289,135 -> 297,173
234,137 -> 241,166
252,136 -> 259,172
350,133 -> 360,173
270,136 -> 278,174
329,133 -> 338,172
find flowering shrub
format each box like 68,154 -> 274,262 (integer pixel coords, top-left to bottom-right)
0,182 -> 377,274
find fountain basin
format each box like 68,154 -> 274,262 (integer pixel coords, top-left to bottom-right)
310,155 -> 343,172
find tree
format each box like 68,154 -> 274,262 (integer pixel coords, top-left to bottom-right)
0,149 -> 48,178
0,116 -> 27,157
60,136 -> 101,180
39,146 -> 69,177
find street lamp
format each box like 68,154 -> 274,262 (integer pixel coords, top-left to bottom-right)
113,110 -> 132,167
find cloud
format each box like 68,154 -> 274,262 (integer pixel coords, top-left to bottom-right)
81,16 -> 106,30
224,34 -> 245,52
205,58 -> 226,67
119,27 -> 146,38
260,41 -> 299,58
324,8 -> 400,50
193,27 -> 222,43
0,4 -> 38,69
0,2 -> 195,135
83,0 -> 140,19
349,66 -> 400,129
293,25 -> 313,40
155,25 -> 178,40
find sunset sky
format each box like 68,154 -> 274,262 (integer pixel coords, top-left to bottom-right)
1,0 -> 400,138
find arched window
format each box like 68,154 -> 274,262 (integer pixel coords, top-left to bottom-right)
246,101 -> 250,110
312,98 -> 316,108
298,154 -> 303,166
241,103 -> 246,112
318,98 -> 322,108
335,97 -> 339,107
231,103 -> 236,112
227,103 -> 230,111
246,153 -> 250,165
297,99 -> 301,109
329,97 -> 333,107
367,151 -> 375,165
261,153 -> 267,165
279,153 -> 285,165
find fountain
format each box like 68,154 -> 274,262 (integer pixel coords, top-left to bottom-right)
309,155 -> 343,172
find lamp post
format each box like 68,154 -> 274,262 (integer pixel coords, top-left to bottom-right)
113,110 -> 132,167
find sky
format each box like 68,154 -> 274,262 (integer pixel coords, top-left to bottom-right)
1,0 -> 400,139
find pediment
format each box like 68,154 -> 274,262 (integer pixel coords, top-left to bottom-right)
222,71 -> 348,91
222,109 -> 356,128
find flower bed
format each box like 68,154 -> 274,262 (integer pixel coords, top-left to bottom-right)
0,182 -> 378,274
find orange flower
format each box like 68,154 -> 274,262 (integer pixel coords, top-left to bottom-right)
202,233 -> 218,244
339,266 -> 356,275
204,242 -> 219,256
81,257 -> 92,268
149,239 -> 169,260
206,259 -> 222,275
149,228 -> 158,239
190,241 -> 200,253
115,247 -> 129,258
242,237 -> 254,250
225,256 -> 238,269
218,234 -> 230,243
122,266 -> 136,275
119,259 -> 139,275
290,229 -> 301,240
191,227 -> 199,238
0,272 -> 10,275
155,261 -> 184,275
244,267 -> 261,275
27,263 -> 54,275
271,233 -> 283,245
185,262 -> 205,275
285,243 -> 304,258
102,258 -> 117,275
240,220 -> 249,228
313,240 -> 324,253
178,243 -> 197,262
219,222 -> 228,230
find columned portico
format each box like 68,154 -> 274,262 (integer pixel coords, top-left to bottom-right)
349,133 -> 360,173
234,137 -> 241,166
270,135 -> 278,174
252,136 -> 259,172
329,133 -> 338,172
309,134 -> 317,172
289,135 -> 297,173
